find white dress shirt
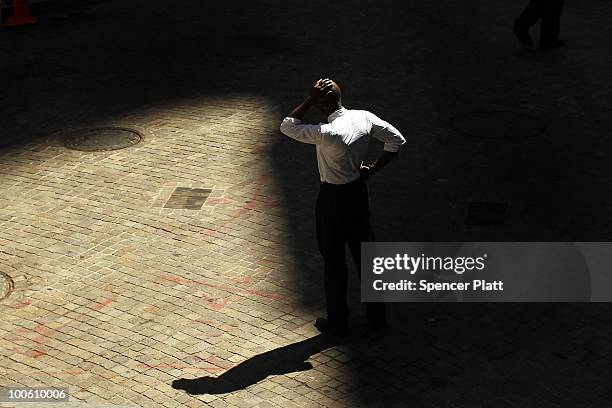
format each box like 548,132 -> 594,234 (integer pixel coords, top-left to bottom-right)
280,107 -> 406,184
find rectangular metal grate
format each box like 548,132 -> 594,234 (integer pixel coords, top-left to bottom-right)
163,187 -> 212,210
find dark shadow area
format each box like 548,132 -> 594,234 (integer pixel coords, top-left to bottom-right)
171,334 -> 341,394
2,0 -> 111,17
315,303 -> 612,407
1,0 -> 612,407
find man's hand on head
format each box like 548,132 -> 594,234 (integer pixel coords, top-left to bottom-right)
285,78 -> 334,120
309,78 -> 334,103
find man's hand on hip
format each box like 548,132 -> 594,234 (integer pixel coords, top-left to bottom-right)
360,151 -> 400,180
360,163 -> 375,180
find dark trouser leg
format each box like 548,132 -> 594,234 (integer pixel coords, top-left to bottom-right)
514,0 -> 542,46
345,181 -> 386,323
323,248 -> 349,325
515,0 -> 542,29
541,0 -> 564,43
316,189 -> 349,326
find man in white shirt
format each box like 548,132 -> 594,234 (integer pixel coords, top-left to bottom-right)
280,78 -> 406,336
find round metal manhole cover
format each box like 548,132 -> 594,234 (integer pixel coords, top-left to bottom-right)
0,272 -> 14,301
450,111 -> 546,140
211,34 -> 293,57
63,127 -> 143,151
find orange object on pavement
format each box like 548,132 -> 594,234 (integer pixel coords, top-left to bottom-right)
3,0 -> 38,27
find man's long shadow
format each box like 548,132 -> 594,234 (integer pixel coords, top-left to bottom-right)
171,334 -> 340,394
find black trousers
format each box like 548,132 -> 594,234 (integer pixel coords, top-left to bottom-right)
315,178 -> 385,326
515,0 -> 565,43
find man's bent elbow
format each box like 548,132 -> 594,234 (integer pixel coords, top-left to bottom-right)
383,145 -> 403,154
279,123 -> 290,137
384,138 -> 406,153
279,118 -> 296,137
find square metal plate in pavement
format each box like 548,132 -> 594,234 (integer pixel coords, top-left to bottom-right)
164,187 -> 212,210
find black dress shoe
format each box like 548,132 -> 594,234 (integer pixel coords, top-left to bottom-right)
540,39 -> 566,49
513,25 -> 533,46
314,318 -> 349,337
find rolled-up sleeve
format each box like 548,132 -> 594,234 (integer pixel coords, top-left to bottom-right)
368,113 -> 406,152
280,117 -> 327,145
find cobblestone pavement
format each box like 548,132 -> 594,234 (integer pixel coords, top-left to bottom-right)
2,0 -> 612,407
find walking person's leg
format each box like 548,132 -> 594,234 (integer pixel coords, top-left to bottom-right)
315,187 -> 350,335
346,180 -> 386,329
514,0 -> 543,46
540,0 -> 565,47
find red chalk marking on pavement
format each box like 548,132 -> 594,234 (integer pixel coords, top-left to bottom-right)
5,322 -> 59,359
264,196 -> 278,207
33,322 -> 47,332
256,256 -> 280,265
194,353 -> 234,369
194,353 -> 213,363
201,293 -> 231,311
160,274 -> 198,286
95,297 -> 113,310
206,197 -> 235,205
8,299 -> 32,309
5,334 -> 26,341
24,348 -> 47,358
227,276 -> 252,285
62,366 -> 90,376
30,323 -> 58,344
243,199 -> 258,210
159,274 -> 190,285
3,295 -> 120,359
202,228 -> 215,236
201,174 -> 270,238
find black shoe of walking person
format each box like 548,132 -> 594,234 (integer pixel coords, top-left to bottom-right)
513,24 -> 533,46
540,39 -> 566,48
314,318 -> 349,337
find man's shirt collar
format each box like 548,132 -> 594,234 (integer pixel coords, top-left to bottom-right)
328,107 -> 347,122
